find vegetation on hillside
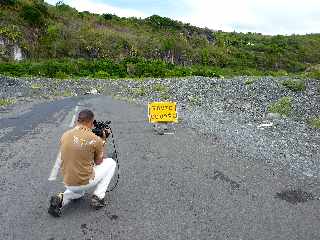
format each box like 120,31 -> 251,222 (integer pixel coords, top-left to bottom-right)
309,117 -> 320,129
1,58 -> 291,78
282,79 -> 306,92
0,98 -> 15,106
268,96 -> 293,117
1,0 -> 320,78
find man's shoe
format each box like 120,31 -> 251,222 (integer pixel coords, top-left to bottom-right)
91,195 -> 106,209
48,193 -> 63,217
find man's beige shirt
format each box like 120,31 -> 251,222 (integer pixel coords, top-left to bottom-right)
60,125 -> 104,186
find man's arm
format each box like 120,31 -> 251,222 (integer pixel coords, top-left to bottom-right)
94,139 -> 105,165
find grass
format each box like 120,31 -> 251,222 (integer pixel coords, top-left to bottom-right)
268,96 -> 293,117
0,98 -> 15,106
188,96 -> 201,106
153,83 -> 168,93
308,117 -> 320,129
31,83 -> 42,89
55,71 -> 69,79
306,70 -> 320,80
132,87 -> 147,97
152,83 -> 171,99
282,79 -> 306,92
244,78 -> 256,85
93,71 -> 110,79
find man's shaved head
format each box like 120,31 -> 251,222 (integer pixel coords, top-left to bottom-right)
77,109 -> 94,124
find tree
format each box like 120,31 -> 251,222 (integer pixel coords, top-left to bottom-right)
0,0 -> 17,5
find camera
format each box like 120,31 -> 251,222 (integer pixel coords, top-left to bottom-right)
92,120 -> 111,138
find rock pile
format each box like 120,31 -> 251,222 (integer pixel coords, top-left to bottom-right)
1,75 -> 319,178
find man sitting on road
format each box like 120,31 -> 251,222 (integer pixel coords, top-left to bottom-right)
48,109 -> 117,217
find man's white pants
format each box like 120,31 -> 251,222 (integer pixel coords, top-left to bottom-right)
62,158 -> 116,206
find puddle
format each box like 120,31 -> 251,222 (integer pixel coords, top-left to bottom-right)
275,189 -> 315,204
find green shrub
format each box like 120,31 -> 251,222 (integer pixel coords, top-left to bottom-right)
268,96 -> 293,117
0,58 -> 313,80
102,13 -> 118,20
94,71 -> 110,79
21,5 -> 43,26
268,70 -> 288,77
153,83 -> 168,93
31,83 -> 41,89
190,66 -> 219,77
55,71 -> 68,79
55,2 -> 75,12
238,68 -> 262,76
307,70 -> 320,80
77,69 -> 92,77
188,96 -> 201,106
244,78 -> 255,85
282,79 -> 306,92
0,0 -> 17,6
308,117 -> 320,129
0,26 -> 22,42
146,15 -> 182,30
0,98 -> 15,106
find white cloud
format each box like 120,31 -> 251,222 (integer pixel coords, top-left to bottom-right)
181,0 -> 255,31
181,0 -> 320,35
47,0 -> 147,18
45,0 -> 58,5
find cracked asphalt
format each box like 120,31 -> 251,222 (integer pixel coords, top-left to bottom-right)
0,95 -> 319,240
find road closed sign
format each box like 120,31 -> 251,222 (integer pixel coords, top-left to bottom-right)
148,102 -> 178,123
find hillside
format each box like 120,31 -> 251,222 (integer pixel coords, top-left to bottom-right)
1,0 -> 320,78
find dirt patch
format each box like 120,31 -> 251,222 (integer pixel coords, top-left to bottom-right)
211,170 -> 240,190
275,189 -> 315,204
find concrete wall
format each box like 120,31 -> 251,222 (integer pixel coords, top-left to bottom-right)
0,37 -> 24,61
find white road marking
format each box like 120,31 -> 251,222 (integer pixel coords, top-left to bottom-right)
48,105 -> 79,181
69,106 -> 79,127
48,152 -> 61,181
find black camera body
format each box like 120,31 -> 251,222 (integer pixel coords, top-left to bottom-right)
92,120 -> 111,138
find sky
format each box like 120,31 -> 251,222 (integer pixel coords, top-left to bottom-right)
45,0 -> 320,35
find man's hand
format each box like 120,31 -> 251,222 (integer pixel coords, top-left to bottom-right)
100,129 -> 111,141
95,156 -> 104,165
100,130 -> 106,141
105,128 -> 111,138
94,140 -> 105,165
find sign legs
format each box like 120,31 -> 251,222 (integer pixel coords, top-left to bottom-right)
153,122 -> 175,135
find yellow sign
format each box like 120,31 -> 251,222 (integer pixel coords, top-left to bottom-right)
148,102 -> 178,123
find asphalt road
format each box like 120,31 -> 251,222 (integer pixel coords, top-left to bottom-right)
0,95 -> 319,240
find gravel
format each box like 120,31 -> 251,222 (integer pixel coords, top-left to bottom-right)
1,75 -> 319,179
